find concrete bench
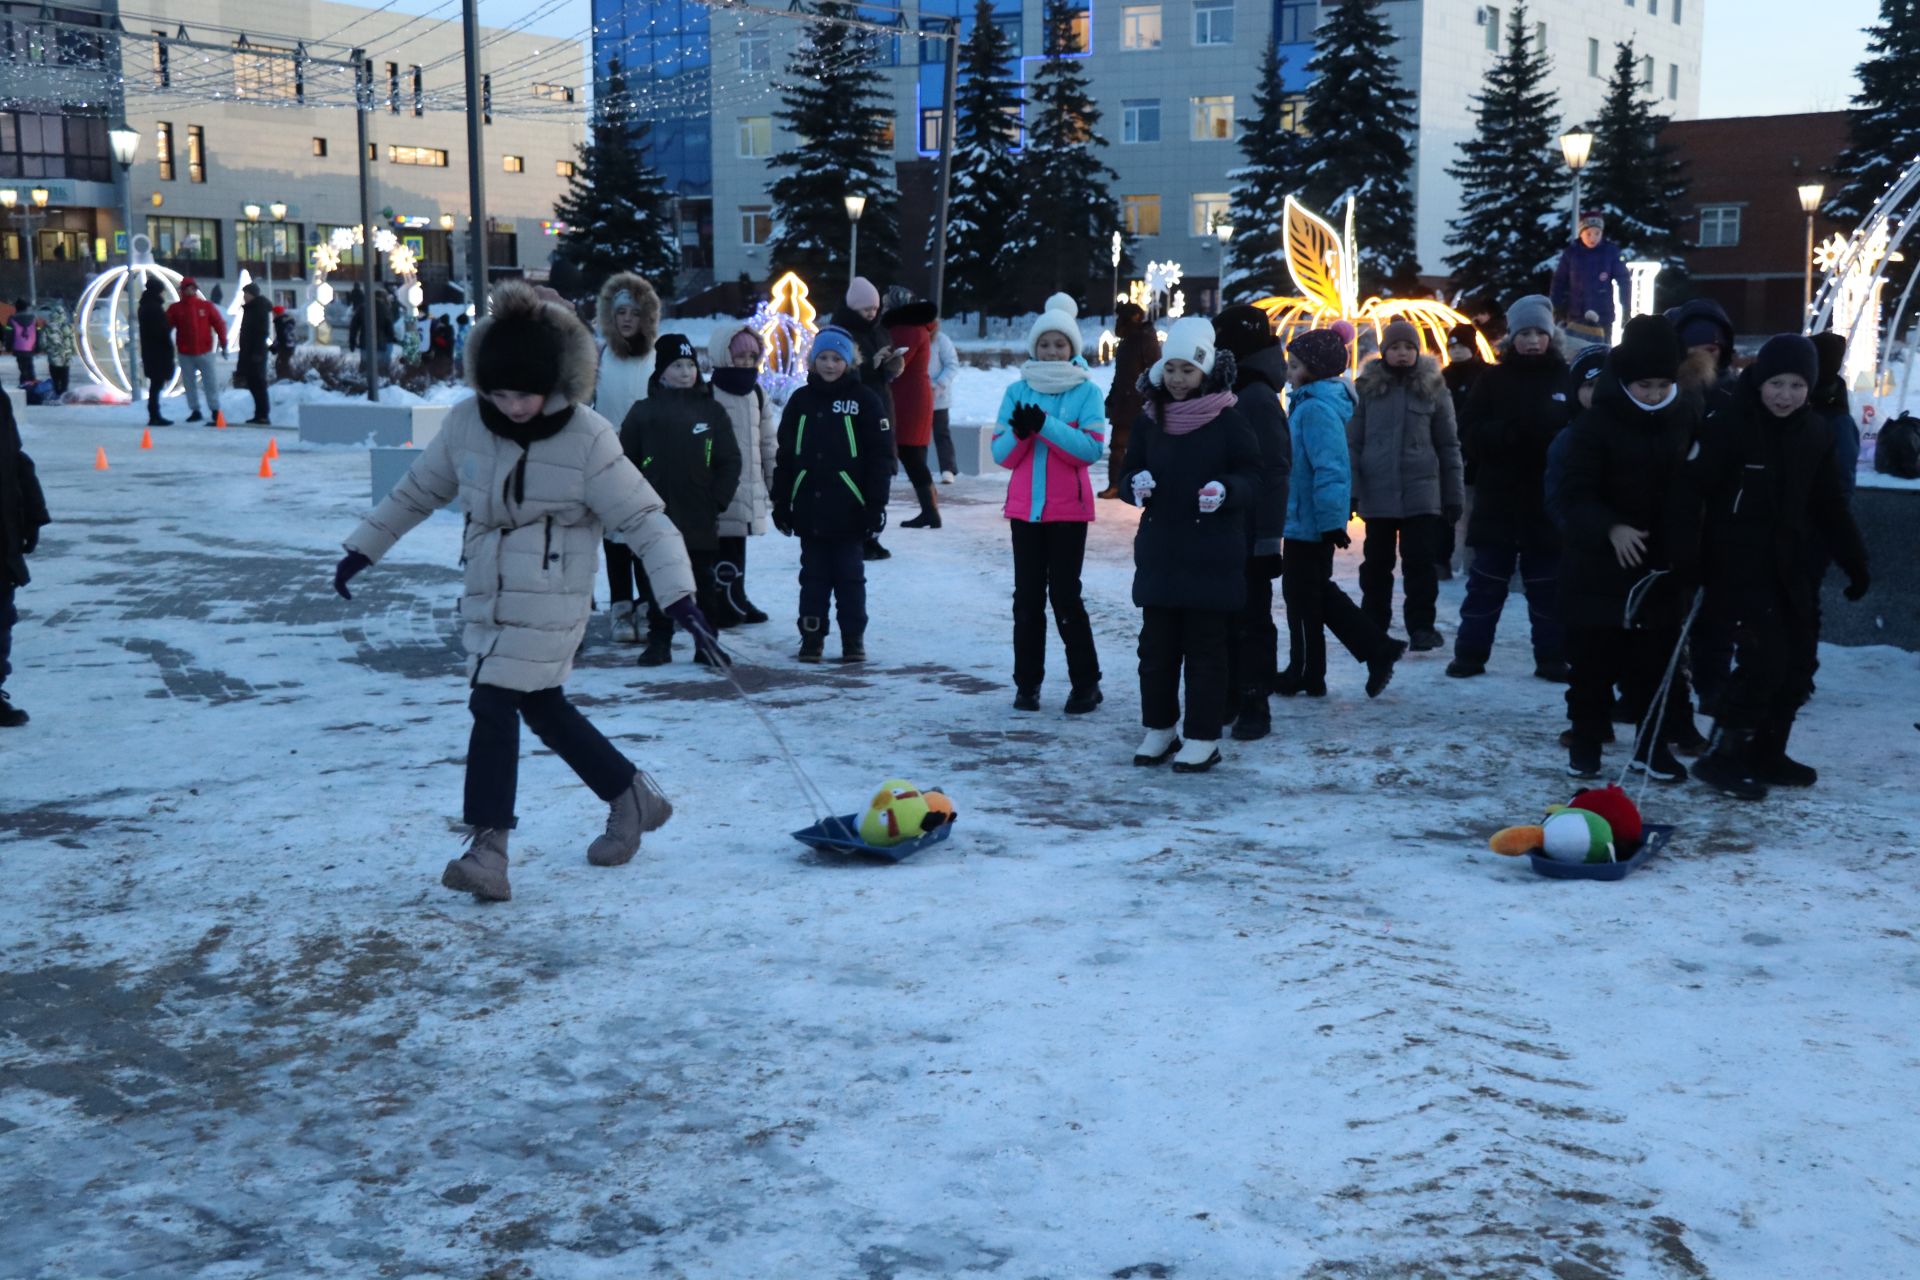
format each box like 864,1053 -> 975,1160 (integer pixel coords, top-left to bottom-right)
301,401 -> 449,448
948,422 -> 998,476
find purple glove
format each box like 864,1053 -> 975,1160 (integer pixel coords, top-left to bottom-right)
665,595 -> 715,643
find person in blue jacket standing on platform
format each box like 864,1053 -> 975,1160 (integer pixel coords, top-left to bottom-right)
1551,212 -> 1629,343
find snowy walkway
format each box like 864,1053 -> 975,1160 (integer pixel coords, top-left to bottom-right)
4,406 -> 1918,1279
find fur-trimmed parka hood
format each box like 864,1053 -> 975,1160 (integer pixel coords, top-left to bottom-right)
465,280 -> 600,411
596,272 -> 661,360
1355,353 -> 1446,402
708,321 -> 763,368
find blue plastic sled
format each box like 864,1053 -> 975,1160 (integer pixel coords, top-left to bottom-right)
1527,822 -> 1675,881
792,813 -> 957,862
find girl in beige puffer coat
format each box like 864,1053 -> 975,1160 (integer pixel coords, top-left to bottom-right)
334,281 -> 708,903
594,272 -> 661,642
707,323 -> 778,625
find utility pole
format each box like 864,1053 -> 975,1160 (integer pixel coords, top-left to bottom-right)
462,0 -> 490,314
929,16 -> 959,313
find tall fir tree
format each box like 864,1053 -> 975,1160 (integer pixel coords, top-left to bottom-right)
768,0 -> 900,287
550,59 -> 679,299
1299,0 -> 1420,294
1581,40 -> 1689,279
1832,0 -> 1920,220
1443,4 -> 1565,311
1007,0 -> 1121,302
1224,40 -> 1307,303
943,0 -> 1023,325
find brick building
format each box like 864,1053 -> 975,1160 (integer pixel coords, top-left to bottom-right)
1661,111 -> 1851,336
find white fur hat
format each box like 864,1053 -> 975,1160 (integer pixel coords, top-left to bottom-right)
1149,316 -> 1218,385
1024,292 -> 1082,358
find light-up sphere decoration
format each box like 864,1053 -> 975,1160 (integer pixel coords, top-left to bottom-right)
1808,152 -> 1920,406
307,224 -> 423,354
74,235 -> 183,399
1253,196 -> 1496,371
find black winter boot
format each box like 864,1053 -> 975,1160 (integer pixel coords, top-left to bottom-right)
1693,725 -> 1769,801
637,631 -> 673,667
1366,639 -> 1407,698
900,482 -> 941,529
835,632 -> 867,664
797,618 -> 826,664
0,690 -> 27,727
1063,684 -> 1104,714
1230,691 -> 1271,740
1752,716 -> 1818,787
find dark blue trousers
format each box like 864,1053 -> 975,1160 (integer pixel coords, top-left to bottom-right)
1455,543 -> 1564,664
799,537 -> 867,639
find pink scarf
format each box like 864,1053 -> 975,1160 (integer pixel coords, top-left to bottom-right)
1156,389 -> 1238,435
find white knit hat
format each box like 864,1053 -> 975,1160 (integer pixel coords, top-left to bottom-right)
1025,292 -> 1082,358
1149,316 -> 1218,385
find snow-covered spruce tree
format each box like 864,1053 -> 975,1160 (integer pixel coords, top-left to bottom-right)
1581,40 -> 1689,283
1299,0 -> 1420,294
768,0 -> 900,286
1224,39 -> 1306,303
943,0 -> 1022,329
1443,3 -> 1565,312
1832,0 -> 1920,220
551,59 -> 679,299
1006,0 -> 1121,303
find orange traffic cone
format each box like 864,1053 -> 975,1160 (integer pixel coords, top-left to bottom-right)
214,409 -> 227,429
140,428 -> 153,450
265,437 -> 279,459
94,447 -> 109,471
258,451 -> 274,478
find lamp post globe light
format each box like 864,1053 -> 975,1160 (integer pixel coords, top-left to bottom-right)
245,200 -> 288,302
1798,181 -> 1826,320
109,125 -> 141,379
2,186 -> 51,304
844,193 -> 867,287
1560,130 -> 1594,237
1213,219 -> 1234,310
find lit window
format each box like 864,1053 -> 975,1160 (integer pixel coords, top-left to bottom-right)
872,114 -> 895,150
502,154 -> 524,173
740,206 -> 772,246
234,40 -> 300,101
1122,195 -> 1161,237
1190,95 -> 1233,142
1697,205 -> 1741,248
1120,4 -> 1161,50
1190,192 -> 1230,237
1484,7 -> 1500,51
737,116 -> 772,159
1280,94 -> 1307,134
186,124 -> 205,183
1194,0 -> 1233,46
386,145 -> 449,167
556,159 -> 575,178
156,121 -> 174,181
312,136 -> 327,157
1121,99 -> 1160,144
739,30 -> 771,72
531,83 -> 575,102
919,108 -> 945,152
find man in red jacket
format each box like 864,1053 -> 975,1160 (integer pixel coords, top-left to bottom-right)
166,276 -> 228,423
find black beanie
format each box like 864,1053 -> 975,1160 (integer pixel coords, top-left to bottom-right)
1608,315 -> 1684,385
1810,330 -> 1846,384
651,332 -> 700,386
1568,343 -> 1610,389
1747,333 -> 1818,388
474,310 -> 563,396
1213,304 -> 1278,359
1446,322 -> 1478,350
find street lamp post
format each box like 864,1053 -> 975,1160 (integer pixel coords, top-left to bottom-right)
1,187 -> 51,305
844,194 -> 866,286
1560,130 -> 1594,238
1213,218 -> 1234,309
1798,181 -> 1826,323
109,125 -> 141,385
245,201 -> 288,302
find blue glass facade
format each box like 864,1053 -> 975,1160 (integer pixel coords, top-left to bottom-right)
592,0 -> 713,196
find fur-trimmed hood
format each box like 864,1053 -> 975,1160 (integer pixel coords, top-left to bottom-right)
708,321 -> 763,368
1355,353 -> 1446,402
596,272 -> 661,360
465,280 -> 600,411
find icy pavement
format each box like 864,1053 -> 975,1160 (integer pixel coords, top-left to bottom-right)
3,404 -> 1919,1279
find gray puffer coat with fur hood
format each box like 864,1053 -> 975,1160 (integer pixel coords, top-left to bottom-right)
1348,354 -> 1464,520
346,281 -> 696,692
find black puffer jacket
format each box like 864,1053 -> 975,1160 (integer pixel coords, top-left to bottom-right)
1,394 -> 48,587
1232,343 -> 1292,556
238,295 -> 270,361
1690,375 -> 1868,622
138,281 -> 174,380
1116,361 -> 1262,612
772,372 -> 894,540
1461,348 -> 1572,551
618,384 -> 743,552
1556,373 -> 1700,630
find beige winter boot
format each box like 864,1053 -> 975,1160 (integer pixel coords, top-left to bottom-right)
442,827 -> 511,900
587,770 -> 674,866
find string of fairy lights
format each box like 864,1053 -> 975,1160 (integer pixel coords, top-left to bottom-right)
0,1 -> 946,127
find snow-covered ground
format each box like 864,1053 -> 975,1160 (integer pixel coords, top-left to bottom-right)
4,399 -> 1919,1278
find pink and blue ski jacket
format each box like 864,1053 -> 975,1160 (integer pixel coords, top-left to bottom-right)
991,365 -> 1108,523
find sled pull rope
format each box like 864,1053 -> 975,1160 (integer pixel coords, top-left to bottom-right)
1616,587 -> 1705,807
